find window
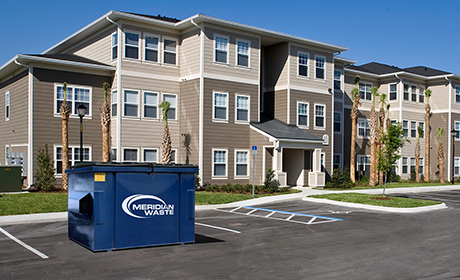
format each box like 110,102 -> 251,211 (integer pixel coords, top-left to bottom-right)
236,95 -> 249,122
410,157 -> 416,174
5,92 -> 10,120
123,148 -> 138,162
402,120 -> 409,137
112,32 -> 118,60
359,83 -> 372,100
315,56 -> 325,79
402,157 -> 408,174
419,122 -> 425,138
333,154 -> 341,170
298,52 -> 309,77
456,86 -> 460,103
144,35 -> 159,62
455,158 -> 460,176
297,102 -> 309,127
411,85 -> 417,102
213,92 -> 228,121
215,36 -> 228,64
55,146 -> 91,175
213,149 -> 227,177
334,70 -> 342,90
171,150 -> 176,164
334,112 -> 341,132
235,150 -> 249,177
143,92 -> 158,118
358,118 -> 370,138
163,38 -> 177,65
111,90 -> 117,117
411,121 -> 417,138
455,122 -> 460,139
357,155 -> 370,172
55,84 -> 91,116
419,158 -> 424,175
124,90 -> 139,117
315,104 -> 325,128
391,120 -> 397,126
162,94 -> 177,120
125,32 -> 139,59
403,84 -> 410,100
236,39 -> 249,67
111,148 -> 117,162
389,84 -> 397,100
419,86 -> 425,103
143,149 -> 158,163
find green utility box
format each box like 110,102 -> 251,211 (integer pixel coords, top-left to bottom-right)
0,166 -> 23,192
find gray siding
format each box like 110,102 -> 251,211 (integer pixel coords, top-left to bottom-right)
179,79 -> 200,165
263,43 -> 288,89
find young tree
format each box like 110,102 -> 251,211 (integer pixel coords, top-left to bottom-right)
415,125 -> 423,183
100,82 -> 111,162
424,89 -> 432,181
350,75 -> 361,182
60,82 -> 70,190
436,127 -> 445,183
378,122 -> 408,195
378,93 -> 387,185
34,144 -> 56,192
369,87 -> 379,186
159,101 -> 172,164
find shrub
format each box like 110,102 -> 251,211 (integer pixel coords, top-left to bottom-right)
356,174 -> 369,185
325,168 -> 355,189
34,145 -> 56,192
263,169 -> 279,193
195,174 -> 202,190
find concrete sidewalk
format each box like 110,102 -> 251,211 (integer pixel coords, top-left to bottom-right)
1,185 -> 459,225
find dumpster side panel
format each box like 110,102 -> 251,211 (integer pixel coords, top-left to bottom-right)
180,172 -> 195,243
93,172 -> 116,251
115,172 -> 180,249
0,166 -> 22,192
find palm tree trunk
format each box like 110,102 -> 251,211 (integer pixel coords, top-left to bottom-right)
439,141 -> 445,183
101,102 -> 110,162
162,124 -> 172,164
350,115 -> 356,182
369,108 -> 378,186
61,104 -> 70,190
424,105 -> 431,181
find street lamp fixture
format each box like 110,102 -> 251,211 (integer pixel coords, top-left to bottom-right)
77,104 -> 87,163
451,129 -> 458,185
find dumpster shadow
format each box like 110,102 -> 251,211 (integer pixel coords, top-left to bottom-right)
194,234 -> 225,244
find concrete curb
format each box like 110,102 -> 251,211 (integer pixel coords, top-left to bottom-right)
302,197 -> 448,213
0,212 -> 68,226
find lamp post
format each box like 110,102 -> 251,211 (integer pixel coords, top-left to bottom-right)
77,104 -> 87,163
451,130 -> 458,185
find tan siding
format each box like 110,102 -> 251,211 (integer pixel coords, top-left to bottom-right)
250,128 -> 273,185
121,75 -> 180,93
274,90 -> 288,122
180,79 -> 200,165
70,26 -> 115,65
431,112 -> 449,181
180,29 -> 201,78
264,43 -> 288,89
429,81 -> 450,112
203,27 -> 260,83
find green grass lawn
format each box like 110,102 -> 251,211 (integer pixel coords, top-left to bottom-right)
323,182 -> 458,191
310,193 -> 442,208
195,190 -> 300,205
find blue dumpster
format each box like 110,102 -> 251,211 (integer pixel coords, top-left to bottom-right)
66,163 -> 198,252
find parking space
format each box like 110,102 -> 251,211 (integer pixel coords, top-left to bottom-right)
391,190 -> 460,205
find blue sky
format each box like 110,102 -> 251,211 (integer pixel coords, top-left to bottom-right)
1,0 -> 459,73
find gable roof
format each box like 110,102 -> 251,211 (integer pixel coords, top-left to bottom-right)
403,66 -> 451,77
250,119 -> 323,142
347,62 -> 403,75
26,54 -> 110,67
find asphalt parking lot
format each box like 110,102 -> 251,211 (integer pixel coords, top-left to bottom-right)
2,192 -> 460,279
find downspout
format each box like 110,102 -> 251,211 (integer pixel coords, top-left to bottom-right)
446,76 -> 452,181
191,19 -> 204,180
395,74 -> 403,175
14,59 -> 34,189
106,16 -> 122,162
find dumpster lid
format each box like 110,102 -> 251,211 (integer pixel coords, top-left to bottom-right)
66,162 -> 198,174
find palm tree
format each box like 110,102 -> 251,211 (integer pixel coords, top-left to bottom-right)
378,93 -> 387,185
436,127 -> 445,183
415,126 -> 423,183
424,89 -> 432,182
159,101 -> 172,164
369,87 -> 379,186
100,83 -> 111,162
350,75 -> 361,182
60,82 -> 70,190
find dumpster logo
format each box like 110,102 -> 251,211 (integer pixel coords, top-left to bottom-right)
122,194 -> 174,219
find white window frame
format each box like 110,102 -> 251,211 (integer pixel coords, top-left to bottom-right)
143,91 -> 159,119
402,157 -> 409,174
455,157 -> 460,176
298,51 -> 309,78
410,121 -> 417,138
410,157 -> 416,174
419,86 -> 425,103
419,158 -> 424,175
236,39 -> 250,68
334,69 -> 342,91
54,145 -> 92,176
123,89 -> 140,118
111,31 -> 118,60
54,83 -> 92,118
5,91 -> 10,121
333,154 -> 341,170
389,83 -> 398,101
297,101 -> 309,128
123,147 -> 139,162
142,148 -> 158,163
315,55 -> 326,80
162,37 -> 177,65
212,149 -> 228,178
111,148 -> 117,162
171,149 -> 177,164
214,35 -> 229,64
419,121 -> 425,138
411,85 -> 417,102
403,84 -> 410,101
234,150 -> 249,178
213,91 -> 229,122
124,30 -> 140,60
235,94 -> 250,123
111,90 -> 117,117
402,120 -> 409,137
357,155 -> 370,172
144,34 -> 160,63
162,93 -> 178,121
359,83 -> 372,101
334,112 -> 341,133
454,121 -> 460,140
358,118 -> 370,138
314,104 -> 326,129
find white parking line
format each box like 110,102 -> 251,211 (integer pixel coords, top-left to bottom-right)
195,222 -> 241,234
0,227 -> 49,259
